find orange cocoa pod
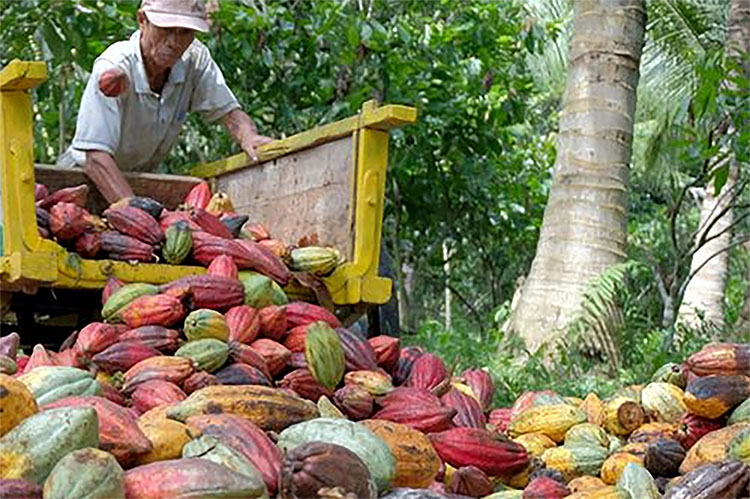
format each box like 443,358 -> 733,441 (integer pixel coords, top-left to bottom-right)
49,202 -> 93,241
258,305 -> 287,341
104,205 -> 163,245
119,294 -> 186,328
131,380 -> 187,414
250,338 -> 291,376
122,356 -> 194,394
686,343 -> 750,377
183,181 -> 212,210
226,305 -> 261,344
43,395 -> 152,467
207,254 -> 239,279
38,184 -> 89,209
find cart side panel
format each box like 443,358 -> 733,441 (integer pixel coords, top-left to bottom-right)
215,136 -> 356,259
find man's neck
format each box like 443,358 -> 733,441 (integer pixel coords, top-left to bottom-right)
139,38 -> 170,94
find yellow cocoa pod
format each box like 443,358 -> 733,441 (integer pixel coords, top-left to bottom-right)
508,404 -> 587,442
513,432 -> 556,458
0,374 -> 38,437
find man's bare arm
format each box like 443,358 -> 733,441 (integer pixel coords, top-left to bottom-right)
83,150 -> 134,203
221,108 -> 273,161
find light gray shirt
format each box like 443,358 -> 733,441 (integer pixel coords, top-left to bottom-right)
59,30 -> 240,172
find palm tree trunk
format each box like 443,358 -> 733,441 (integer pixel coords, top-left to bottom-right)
508,0 -> 646,351
676,0 -> 750,331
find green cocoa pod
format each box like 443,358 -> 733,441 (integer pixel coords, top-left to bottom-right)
162,221 -> 192,265
175,339 -> 229,373
43,447 -> 125,499
305,321 -> 345,391
102,283 -> 160,322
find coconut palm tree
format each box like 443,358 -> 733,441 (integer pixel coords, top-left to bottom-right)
508,0 -> 647,351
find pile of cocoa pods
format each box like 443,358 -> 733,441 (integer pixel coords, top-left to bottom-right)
34,181 -> 340,278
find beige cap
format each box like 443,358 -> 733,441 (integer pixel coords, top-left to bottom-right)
141,0 -> 210,33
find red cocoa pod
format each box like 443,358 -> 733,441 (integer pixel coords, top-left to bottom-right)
74,322 -> 127,356
123,458 -> 260,498
287,352 -> 308,370
183,181 -> 212,210
449,466 -> 493,498
377,386 -> 442,408
22,344 -> 57,374
234,239 -> 292,285
122,356 -> 195,394
215,363 -> 271,386
372,400 -> 456,433
245,222 -> 270,241
227,341 -> 272,380
15,356 -> 29,374
100,231 -> 155,262
334,385 -> 374,420
182,371 -> 220,394
162,274 -> 245,312
279,368 -> 334,401
207,254 -> 239,279
159,210 -> 202,232
53,348 -> 83,368
190,208 -> 233,239
118,293 -> 185,328
35,183 -> 48,201
98,67 -> 129,97
103,205 -> 163,245
685,343 -> 750,377
0,478 -> 43,498
49,202 -> 93,241
407,353 -> 450,395
488,407 -> 513,434
118,326 -> 181,353
336,327 -> 378,372
0,332 -> 20,359
462,369 -> 494,411
226,305 -> 261,344
676,412 -> 724,449
368,335 -> 401,372
102,276 -> 125,305
285,301 -> 341,329
428,427 -> 529,477
523,476 -> 570,499
99,380 -> 128,406
92,341 -> 162,373
284,325 -> 308,353
73,231 -> 101,258
38,184 -> 89,209
249,338 -> 291,377
185,413 -> 282,495
441,388 -> 487,429
43,395 -> 152,467
392,346 -> 426,385
258,305 -> 287,341
131,380 -> 187,414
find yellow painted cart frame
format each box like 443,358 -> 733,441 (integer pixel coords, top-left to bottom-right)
0,60 -> 416,310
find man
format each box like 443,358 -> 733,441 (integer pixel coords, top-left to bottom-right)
58,0 -> 271,203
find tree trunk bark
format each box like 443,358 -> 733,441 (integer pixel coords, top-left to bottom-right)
508,0 -> 646,351
676,0 -> 750,331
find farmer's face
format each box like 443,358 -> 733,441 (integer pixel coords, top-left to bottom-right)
138,12 -> 195,69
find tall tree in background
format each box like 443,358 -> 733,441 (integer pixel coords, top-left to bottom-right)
509,0 -> 647,351
677,0 -> 750,330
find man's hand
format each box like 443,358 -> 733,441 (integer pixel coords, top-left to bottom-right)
99,68 -> 129,97
221,109 -> 273,161
239,132 -> 274,161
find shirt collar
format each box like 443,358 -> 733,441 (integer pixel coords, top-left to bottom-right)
131,30 -> 187,95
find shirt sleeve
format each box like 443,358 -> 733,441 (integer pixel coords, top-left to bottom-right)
71,59 -> 122,155
189,48 -> 241,123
